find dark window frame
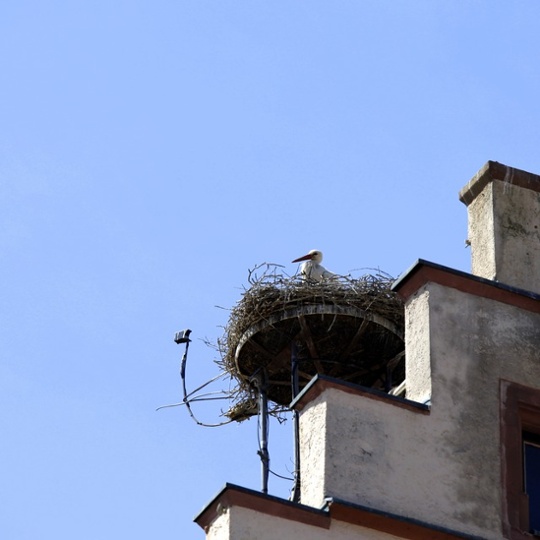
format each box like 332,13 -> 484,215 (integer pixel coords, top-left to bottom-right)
501,380 -> 540,539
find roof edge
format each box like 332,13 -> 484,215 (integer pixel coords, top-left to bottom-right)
327,497 -> 488,540
194,483 -> 330,532
290,374 -> 429,414
392,259 -> 540,312
459,160 -> 540,206
193,482 -> 487,539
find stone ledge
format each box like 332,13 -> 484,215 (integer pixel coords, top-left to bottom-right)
459,161 -> 540,206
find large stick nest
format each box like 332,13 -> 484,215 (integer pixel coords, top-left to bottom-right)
217,265 -> 405,417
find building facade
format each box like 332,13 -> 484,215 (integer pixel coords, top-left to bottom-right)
195,161 -> 540,540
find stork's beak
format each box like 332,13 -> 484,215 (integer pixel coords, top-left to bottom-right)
292,253 -> 313,263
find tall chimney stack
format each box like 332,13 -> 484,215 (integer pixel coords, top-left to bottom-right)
459,161 -> 540,294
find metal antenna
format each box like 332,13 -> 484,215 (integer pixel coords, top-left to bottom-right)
172,329 -> 234,428
176,330 -> 198,424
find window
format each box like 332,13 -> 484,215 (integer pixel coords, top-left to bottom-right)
501,380 -> 540,539
524,432 -> 540,535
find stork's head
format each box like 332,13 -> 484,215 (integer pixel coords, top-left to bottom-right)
292,249 -> 323,264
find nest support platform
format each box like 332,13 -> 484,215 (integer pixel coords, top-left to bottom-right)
234,304 -> 405,406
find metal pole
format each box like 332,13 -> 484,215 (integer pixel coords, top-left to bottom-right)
290,342 -> 301,503
253,371 -> 270,495
260,383 -> 269,494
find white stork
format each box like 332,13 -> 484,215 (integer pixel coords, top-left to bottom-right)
292,250 -> 335,282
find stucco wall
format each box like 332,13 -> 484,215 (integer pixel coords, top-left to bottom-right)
425,282 -> 540,535
206,510 -> 230,540
467,180 -> 496,281
404,290 -> 431,403
299,396 -> 328,507
491,180 -> 540,294
467,179 -> 540,293
299,281 -> 540,539
300,384 -> 446,528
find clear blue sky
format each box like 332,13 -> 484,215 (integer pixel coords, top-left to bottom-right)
1,2 -> 539,539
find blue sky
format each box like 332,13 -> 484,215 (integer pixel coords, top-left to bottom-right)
1,2 -> 540,539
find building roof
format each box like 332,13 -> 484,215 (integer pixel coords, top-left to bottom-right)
194,483 -> 487,540
392,259 -> 540,313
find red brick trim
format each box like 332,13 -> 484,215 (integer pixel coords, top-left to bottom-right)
328,499 -> 485,540
392,260 -> 540,315
291,375 -> 430,414
194,484 -> 330,532
500,380 -> 540,539
459,161 -> 540,206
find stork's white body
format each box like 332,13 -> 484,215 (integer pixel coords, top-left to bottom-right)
292,250 -> 335,282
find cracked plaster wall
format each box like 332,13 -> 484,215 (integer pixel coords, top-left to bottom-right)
298,282 -> 540,540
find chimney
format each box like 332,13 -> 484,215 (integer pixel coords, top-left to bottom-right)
459,161 -> 540,294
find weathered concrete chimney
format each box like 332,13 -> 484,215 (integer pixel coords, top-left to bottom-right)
459,161 -> 540,294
